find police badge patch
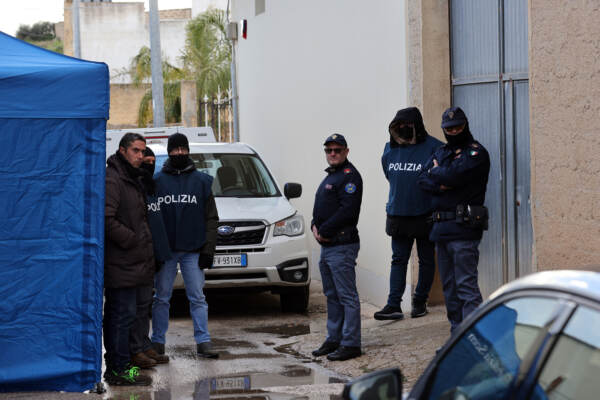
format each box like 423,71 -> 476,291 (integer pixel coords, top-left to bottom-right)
344,183 -> 357,194
343,168 -> 352,174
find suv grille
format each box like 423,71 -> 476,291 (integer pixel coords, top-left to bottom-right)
217,221 -> 266,246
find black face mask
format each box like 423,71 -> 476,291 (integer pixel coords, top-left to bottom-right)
169,154 -> 190,169
444,126 -> 471,146
396,126 -> 415,140
140,161 -> 155,177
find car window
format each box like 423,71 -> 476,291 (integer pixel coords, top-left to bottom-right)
427,297 -> 560,400
534,305 -> 600,400
155,153 -> 279,197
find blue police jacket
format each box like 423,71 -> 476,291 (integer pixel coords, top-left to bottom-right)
312,159 -> 363,246
418,131 -> 490,241
382,135 -> 443,216
154,159 -> 214,252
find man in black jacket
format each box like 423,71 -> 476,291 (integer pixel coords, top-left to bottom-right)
311,134 -> 363,361
150,133 -> 220,358
104,132 -> 154,386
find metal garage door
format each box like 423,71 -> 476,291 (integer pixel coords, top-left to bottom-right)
450,0 -> 532,297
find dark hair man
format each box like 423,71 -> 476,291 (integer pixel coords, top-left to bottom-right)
374,107 -> 443,321
418,107 -> 490,332
311,134 -> 363,361
104,132 -> 154,385
150,133 -> 220,358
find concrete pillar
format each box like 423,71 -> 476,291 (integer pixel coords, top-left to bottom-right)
63,0 -> 74,57
181,80 -> 198,127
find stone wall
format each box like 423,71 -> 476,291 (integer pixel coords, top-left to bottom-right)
529,1 -> 600,270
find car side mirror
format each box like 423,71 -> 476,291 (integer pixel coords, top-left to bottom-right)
341,368 -> 402,400
284,182 -> 302,199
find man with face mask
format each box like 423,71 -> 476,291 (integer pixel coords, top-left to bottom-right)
418,107 -> 490,332
150,133 -> 220,358
374,107 -> 443,322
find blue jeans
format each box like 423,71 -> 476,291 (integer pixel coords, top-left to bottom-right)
103,287 -> 137,371
436,240 -> 483,331
318,242 -> 361,347
387,235 -> 435,307
152,252 -> 210,344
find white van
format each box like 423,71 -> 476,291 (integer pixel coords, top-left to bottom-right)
106,127 -> 311,312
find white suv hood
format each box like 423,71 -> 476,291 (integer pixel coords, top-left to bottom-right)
215,196 -> 296,224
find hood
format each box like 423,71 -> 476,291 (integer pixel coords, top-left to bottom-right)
215,196 -> 296,225
388,107 -> 429,147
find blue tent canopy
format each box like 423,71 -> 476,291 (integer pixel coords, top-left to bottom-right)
0,32 -> 108,392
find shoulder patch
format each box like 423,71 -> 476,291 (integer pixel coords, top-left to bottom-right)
343,168 -> 352,174
469,150 -> 479,157
344,183 -> 357,194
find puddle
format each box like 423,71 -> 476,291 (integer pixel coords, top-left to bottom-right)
212,338 -> 256,348
105,367 -> 344,399
244,323 -> 310,338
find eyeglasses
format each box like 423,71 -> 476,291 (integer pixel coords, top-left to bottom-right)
324,148 -> 345,154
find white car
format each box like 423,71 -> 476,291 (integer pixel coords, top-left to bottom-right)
150,141 -> 311,312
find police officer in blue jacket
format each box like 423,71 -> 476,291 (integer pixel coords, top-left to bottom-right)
311,134 -> 363,361
150,133 -> 220,358
418,107 -> 490,332
374,107 -> 443,322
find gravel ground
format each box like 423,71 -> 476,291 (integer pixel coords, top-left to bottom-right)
292,280 -> 451,390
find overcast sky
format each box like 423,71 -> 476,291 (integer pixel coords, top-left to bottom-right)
0,0 -> 192,37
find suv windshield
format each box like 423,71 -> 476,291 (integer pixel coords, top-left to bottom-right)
156,153 -> 280,197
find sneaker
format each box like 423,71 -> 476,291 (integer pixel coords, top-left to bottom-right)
411,297 -> 428,318
373,304 -> 404,320
152,342 -> 165,355
311,341 -> 339,357
131,352 -> 157,369
196,342 -> 219,359
145,347 -> 169,364
104,365 -> 152,386
326,346 -> 362,361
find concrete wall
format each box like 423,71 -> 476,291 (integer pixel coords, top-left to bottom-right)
529,1 -> 600,271
107,84 -> 150,129
231,1 -> 410,307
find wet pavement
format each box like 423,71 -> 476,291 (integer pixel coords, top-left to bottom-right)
0,280 -> 450,400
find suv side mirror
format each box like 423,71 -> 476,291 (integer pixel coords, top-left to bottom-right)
342,368 -> 402,400
284,182 -> 302,199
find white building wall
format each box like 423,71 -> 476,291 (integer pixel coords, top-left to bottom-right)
192,0 -> 229,17
231,1 -> 410,307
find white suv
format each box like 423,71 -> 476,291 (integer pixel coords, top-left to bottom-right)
150,141 -> 311,312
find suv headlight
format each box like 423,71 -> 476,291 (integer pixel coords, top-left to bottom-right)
273,215 -> 304,236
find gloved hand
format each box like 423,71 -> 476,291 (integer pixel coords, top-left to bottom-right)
198,253 -> 214,270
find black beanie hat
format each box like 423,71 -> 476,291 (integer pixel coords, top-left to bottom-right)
143,147 -> 155,158
167,133 -> 189,153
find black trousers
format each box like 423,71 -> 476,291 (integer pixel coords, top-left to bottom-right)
130,285 -> 154,355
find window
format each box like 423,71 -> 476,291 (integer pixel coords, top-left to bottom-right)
255,0 -> 265,15
535,305 -> 600,400
427,297 -> 560,400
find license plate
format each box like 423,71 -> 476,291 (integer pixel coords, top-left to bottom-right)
213,254 -> 247,267
210,376 -> 251,392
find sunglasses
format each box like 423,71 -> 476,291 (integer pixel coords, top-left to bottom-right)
324,148 -> 345,154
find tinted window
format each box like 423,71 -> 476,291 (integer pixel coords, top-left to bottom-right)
427,297 -> 560,400
155,153 -> 279,197
535,305 -> 600,400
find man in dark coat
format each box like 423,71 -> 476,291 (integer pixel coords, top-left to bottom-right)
104,132 -> 155,385
374,107 -> 443,321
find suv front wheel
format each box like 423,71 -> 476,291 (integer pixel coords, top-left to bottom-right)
280,286 -> 309,313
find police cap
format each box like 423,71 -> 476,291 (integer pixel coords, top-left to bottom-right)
323,133 -> 347,147
441,106 -> 468,129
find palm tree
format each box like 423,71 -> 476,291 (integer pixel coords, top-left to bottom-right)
129,8 -> 231,128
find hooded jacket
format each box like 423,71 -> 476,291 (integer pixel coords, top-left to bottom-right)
104,153 -> 155,288
382,108 -> 443,217
154,157 -> 219,256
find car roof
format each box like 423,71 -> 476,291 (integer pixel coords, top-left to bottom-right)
148,142 -> 256,156
489,270 -> 600,303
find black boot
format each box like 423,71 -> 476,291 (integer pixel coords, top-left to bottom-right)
326,346 -> 362,361
411,296 -> 428,318
311,341 -> 339,357
197,342 -> 219,359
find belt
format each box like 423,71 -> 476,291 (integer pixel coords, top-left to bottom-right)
430,211 -> 455,222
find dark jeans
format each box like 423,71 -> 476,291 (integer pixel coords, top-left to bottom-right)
104,286 -> 152,371
387,235 -> 435,307
130,285 -> 153,355
436,240 -> 483,331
